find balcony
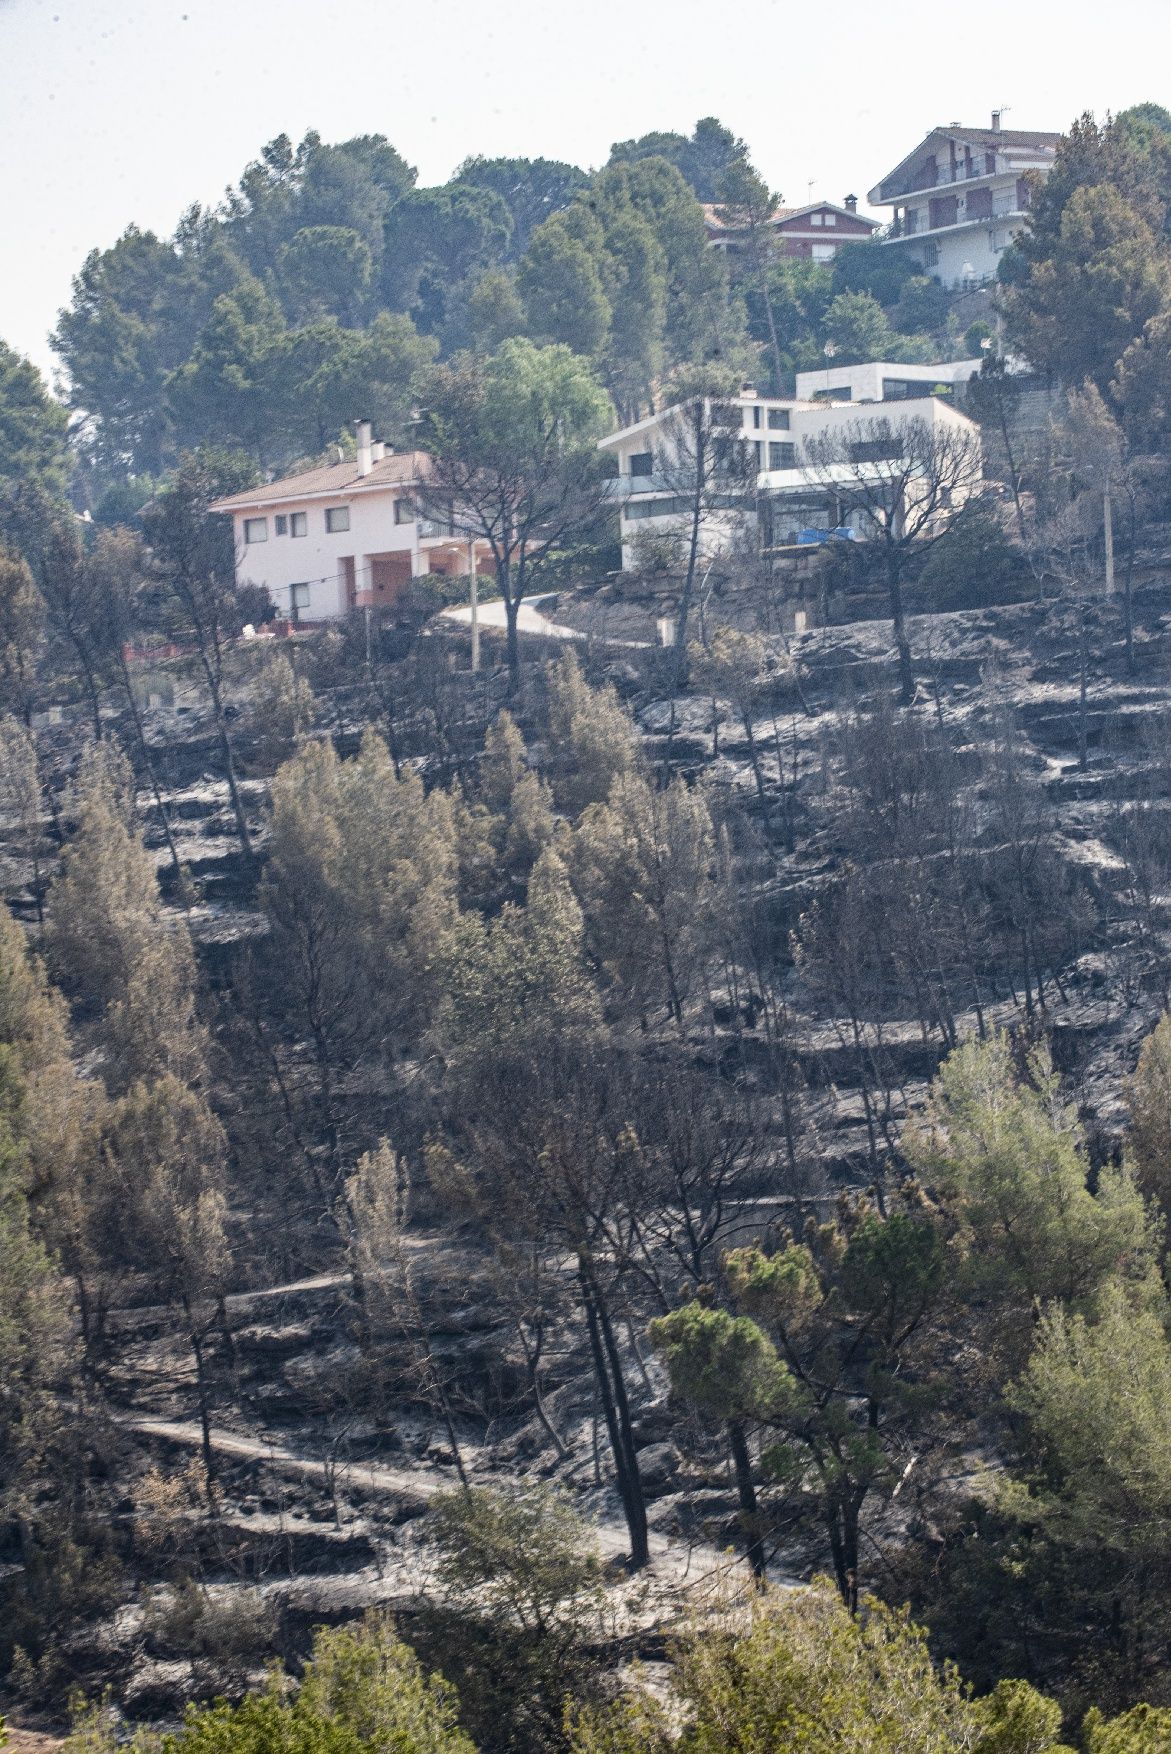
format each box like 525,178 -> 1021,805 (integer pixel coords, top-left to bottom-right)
891,194 -> 1023,240
418,516 -> 458,539
608,473 -> 676,499
895,159 -> 1000,197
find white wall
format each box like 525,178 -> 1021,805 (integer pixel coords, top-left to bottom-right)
895,210 -> 1024,287
789,394 -> 974,450
929,221 -> 1022,287
608,395 -> 980,568
793,359 -> 980,402
231,486 -> 420,621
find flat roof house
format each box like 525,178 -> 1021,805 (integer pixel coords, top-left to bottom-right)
867,113 -> 1060,288
599,388 -> 981,570
702,197 -> 879,262
793,357 -> 982,404
211,422 -> 491,624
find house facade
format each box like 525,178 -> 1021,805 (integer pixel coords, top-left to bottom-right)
867,114 -> 1060,287
793,357 -> 981,404
599,389 -> 981,570
210,423 -> 490,624
702,197 -> 878,261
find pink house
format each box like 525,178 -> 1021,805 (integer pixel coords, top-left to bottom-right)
211,422 -> 493,624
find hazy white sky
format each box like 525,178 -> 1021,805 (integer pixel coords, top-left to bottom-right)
2,0 -> 1167,383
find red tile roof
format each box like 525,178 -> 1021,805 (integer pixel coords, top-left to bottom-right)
702,200 -> 876,233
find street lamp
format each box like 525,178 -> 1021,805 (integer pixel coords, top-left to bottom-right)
823,339 -> 837,399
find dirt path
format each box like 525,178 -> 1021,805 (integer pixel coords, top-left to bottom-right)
117,1412 -> 754,1587
119,1412 -> 436,1508
103,1272 -> 350,1333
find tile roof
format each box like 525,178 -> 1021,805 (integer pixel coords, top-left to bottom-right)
869,126 -> 1062,204
702,199 -> 875,231
942,127 -> 1062,150
210,450 -> 427,512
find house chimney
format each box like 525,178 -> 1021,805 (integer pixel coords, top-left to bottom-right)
355,418 -> 373,477
844,193 -> 858,213
991,110 -> 1002,132
370,440 -> 385,463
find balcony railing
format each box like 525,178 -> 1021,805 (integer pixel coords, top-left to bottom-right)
608,473 -> 676,498
418,516 -> 458,538
890,196 -> 1021,237
884,159 -> 1005,201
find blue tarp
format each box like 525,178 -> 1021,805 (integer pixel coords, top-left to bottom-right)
796,527 -> 858,545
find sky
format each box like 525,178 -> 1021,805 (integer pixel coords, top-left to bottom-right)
2,0 -> 1168,385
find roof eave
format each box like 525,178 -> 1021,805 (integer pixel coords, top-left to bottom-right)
211,469 -> 423,515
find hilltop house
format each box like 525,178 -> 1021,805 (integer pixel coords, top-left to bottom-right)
867,112 -> 1060,287
211,422 -> 491,624
599,387 -> 980,570
702,197 -> 878,261
793,357 -> 981,403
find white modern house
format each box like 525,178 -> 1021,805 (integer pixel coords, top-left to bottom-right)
211,422 -> 491,623
867,114 -> 1060,287
599,388 -> 981,569
794,357 -> 981,404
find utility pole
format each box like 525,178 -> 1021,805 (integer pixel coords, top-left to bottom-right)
1104,490 -> 1115,597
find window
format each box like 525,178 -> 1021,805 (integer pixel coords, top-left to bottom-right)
394,497 -> 415,524
769,441 -> 796,470
823,211 -> 836,226
274,514 -> 288,536
290,511 -> 307,537
325,506 -> 350,533
243,517 -> 267,544
811,212 -> 824,226
752,406 -> 762,429
812,242 -> 836,262
291,583 -> 310,611
768,408 -> 790,430
754,440 -> 763,468
849,438 -> 903,463
629,451 -> 654,476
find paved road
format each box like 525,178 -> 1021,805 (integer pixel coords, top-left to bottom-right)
442,594 -> 581,642
442,594 -> 651,650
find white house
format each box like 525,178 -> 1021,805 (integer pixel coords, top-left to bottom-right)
599,388 -> 981,569
211,422 -> 491,624
867,113 -> 1060,288
794,357 -> 981,404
